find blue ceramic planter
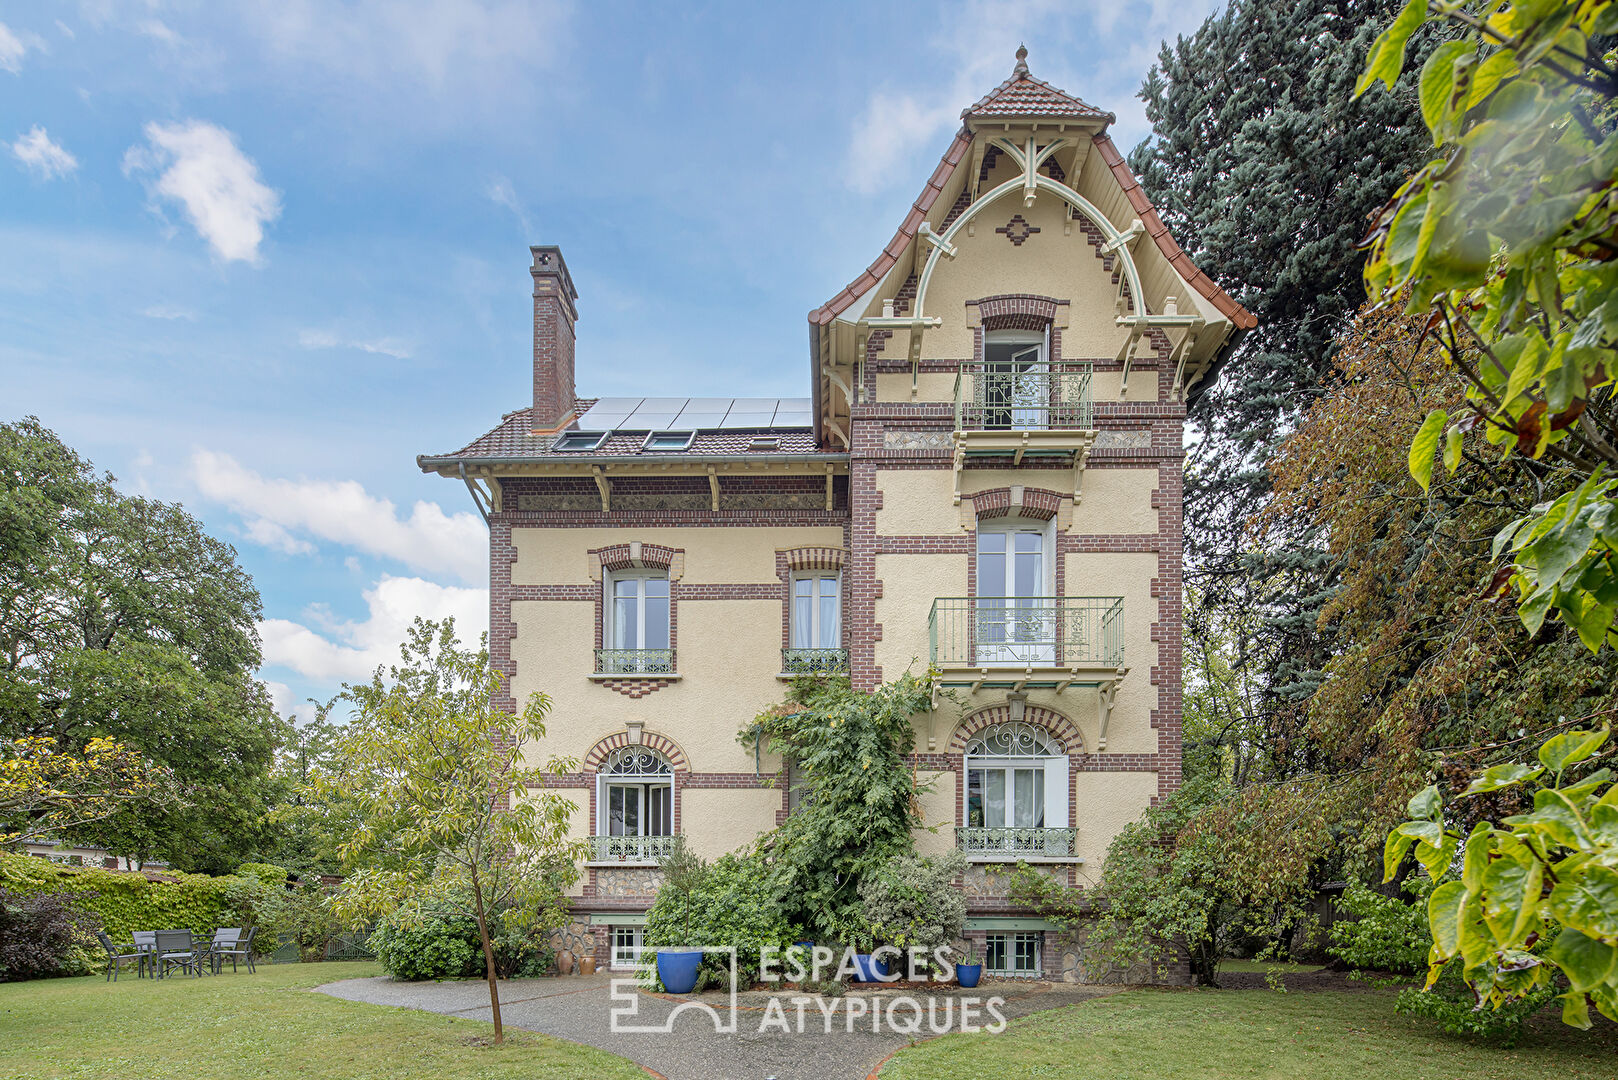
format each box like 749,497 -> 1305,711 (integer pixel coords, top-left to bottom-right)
656,949 -> 704,994
956,962 -> 983,988
852,953 -> 890,983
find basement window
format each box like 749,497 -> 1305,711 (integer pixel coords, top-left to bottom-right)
642,431 -> 695,452
552,431 -> 608,452
747,436 -> 781,451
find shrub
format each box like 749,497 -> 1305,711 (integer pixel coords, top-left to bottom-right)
1394,962 -> 1558,1047
370,901 -> 554,981
0,888 -> 101,981
644,849 -> 795,991
859,849 -> 967,971
1327,877 -> 1430,975
490,919 -> 556,979
370,907 -> 481,981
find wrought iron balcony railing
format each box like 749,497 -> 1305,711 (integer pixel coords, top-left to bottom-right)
929,597 -> 1123,668
956,826 -> 1079,859
952,360 -> 1094,433
589,834 -> 681,863
594,649 -> 675,675
780,647 -> 850,675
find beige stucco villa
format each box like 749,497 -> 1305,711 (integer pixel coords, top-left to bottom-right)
419,48 -> 1252,981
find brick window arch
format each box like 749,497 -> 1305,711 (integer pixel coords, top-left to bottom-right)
971,486 -> 1062,521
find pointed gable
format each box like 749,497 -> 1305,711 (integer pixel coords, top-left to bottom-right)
964,45 -> 1112,121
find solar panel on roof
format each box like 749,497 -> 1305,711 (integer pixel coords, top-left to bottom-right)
719,411 -> 777,429
576,398 -> 642,429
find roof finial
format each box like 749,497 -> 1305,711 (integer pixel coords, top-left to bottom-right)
1014,44 -> 1029,76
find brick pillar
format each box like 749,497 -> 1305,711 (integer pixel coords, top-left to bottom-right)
530,245 -> 579,431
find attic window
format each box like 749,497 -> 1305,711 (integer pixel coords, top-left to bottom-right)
748,437 -> 781,452
552,431 -> 608,452
643,431 -> 695,452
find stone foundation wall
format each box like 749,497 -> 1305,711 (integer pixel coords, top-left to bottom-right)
593,865 -> 663,897
961,861 -> 1065,898
548,920 -> 598,971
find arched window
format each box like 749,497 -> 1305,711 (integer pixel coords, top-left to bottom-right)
597,747 -> 673,838
963,722 -> 1068,841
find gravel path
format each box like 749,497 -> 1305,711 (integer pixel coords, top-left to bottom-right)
317,972 -> 1123,1080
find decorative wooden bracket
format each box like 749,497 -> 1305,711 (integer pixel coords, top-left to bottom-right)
591,466 -> 611,512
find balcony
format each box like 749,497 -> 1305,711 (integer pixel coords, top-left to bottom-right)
588,834 -> 680,864
593,649 -> 675,676
780,647 -> 850,677
956,827 -> 1080,862
929,597 -> 1124,691
954,360 -> 1094,433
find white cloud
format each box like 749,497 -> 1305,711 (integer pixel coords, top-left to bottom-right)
190,450 -> 486,585
242,0 -> 569,92
260,575 -> 488,684
265,680 -> 321,724
843,2 -> 1062,195
123,120 -> 282,264
136,19 -> 180,46
0,21 -> 41,74
11,126 -> 78,180
141,303 -> 198,321
841,0 -> 1225,194
486,174 -> 532,237
297,328 -> 412,360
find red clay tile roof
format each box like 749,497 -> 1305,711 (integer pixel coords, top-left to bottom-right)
419,408 -> 830,466
1091,135 -> 1256,331
965,49 -> 1110,121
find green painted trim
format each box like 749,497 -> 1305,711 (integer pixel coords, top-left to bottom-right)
966,917 -> 1054,931
585,913 -> 648,926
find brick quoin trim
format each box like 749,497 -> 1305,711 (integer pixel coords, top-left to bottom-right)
1148,460 -> 1185,804
971,486 -> 1062,521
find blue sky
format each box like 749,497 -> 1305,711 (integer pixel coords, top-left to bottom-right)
1,0 -> 1224,721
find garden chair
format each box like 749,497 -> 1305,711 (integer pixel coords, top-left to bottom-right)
153,929 -> 204,978
96,932 -> 144,982
213,926 -> 257,973
132,931 -> 157,978
207,928 -> 242,974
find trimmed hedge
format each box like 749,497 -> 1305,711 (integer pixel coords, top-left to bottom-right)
0,854 -> 247,943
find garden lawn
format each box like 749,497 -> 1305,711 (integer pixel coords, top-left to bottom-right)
878,987 -> 1618,1080
0,961 -> 644,1080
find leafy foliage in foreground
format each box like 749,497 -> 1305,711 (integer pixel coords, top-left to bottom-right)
1357,1 -> 1618,649
644,848 -> 795,990
858,849 -> 968,969
314,619 -> 583,1041
1327,877 -> 1433,975
0,417 -> 284,872
740,672 -> 937,946
0,735 -> 170,846
0,887 -> 99,981
1387,726 -> 1618,1029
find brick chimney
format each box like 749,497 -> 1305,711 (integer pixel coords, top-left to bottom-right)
530,245 -> 579,432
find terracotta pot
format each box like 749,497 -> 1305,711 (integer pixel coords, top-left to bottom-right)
556,950 -> 574,975
579,957 -> 597,975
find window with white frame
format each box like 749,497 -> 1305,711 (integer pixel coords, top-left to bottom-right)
597,747 -> 673,837
964,722 -> 1068,831
974,520 -> 1055,665
606,572 -> 670,652
982,328 -> 1050,431
610,926 -> 644,970
984,932 -> 1041,976
791,573 -> 841,649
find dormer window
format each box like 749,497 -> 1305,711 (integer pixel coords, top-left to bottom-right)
643,431 -> 695,452
553,431 -> 609,452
